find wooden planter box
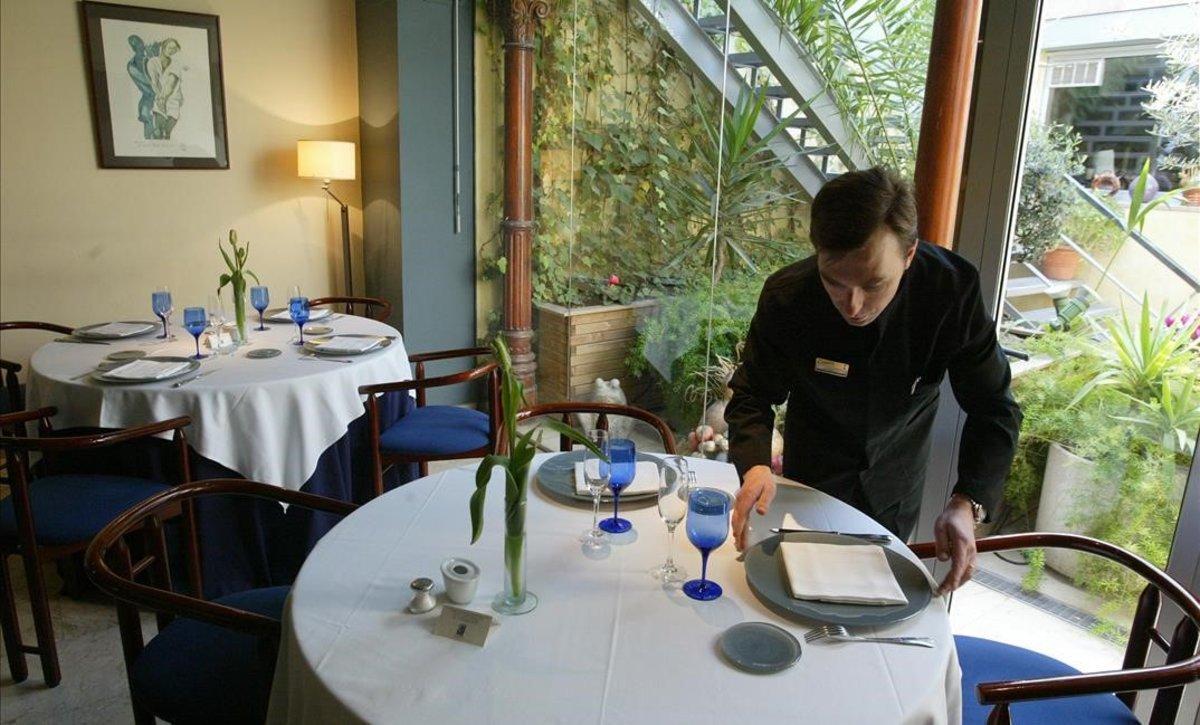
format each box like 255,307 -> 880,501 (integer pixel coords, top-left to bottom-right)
535,300 -> 659,403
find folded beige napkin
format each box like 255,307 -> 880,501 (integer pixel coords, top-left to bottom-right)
574,460 -> 659,496
105,360 -> 190,380
84,322 -> 155,338
312,336 -> 383,353
267,307 -> 332,322
778,514 -> 907,606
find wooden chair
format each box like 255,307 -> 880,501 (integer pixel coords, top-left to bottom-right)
909,533 -> 1200,724
0,320 -> 74,414
359,346 -> 499,494
307,295 -> 392,322
86,478 -> 357,725
515,402 -> 678,454
0,408 -> 197,687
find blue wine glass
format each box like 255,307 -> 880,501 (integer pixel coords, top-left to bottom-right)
289,293 -> 310,346
682,487 -> 731,601
598,438 -> 635,534
151,287 -> 173,339
182,307 -> 208,360
250,285 -> 270,331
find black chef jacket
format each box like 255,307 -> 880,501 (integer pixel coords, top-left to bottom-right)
725,241 -> 1022,538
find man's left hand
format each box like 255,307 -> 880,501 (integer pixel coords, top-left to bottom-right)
933,494 -> 978,596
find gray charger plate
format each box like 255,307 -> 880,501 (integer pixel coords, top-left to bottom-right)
264,307 -> 332,323
302,334 -> 392,357
74,321 -> 159,340
91,356 -> 200,384
535,450 -> 663,507
743,530 -> 932,627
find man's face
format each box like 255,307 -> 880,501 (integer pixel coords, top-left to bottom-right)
816,226 -> 916,327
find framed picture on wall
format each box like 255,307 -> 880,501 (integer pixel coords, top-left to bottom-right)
81,1 -> 229,169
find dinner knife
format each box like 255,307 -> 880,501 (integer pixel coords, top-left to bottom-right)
770,527 -> 892,544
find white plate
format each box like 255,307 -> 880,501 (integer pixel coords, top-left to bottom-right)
302,334 -> 392,356
92,356 -> 200,384
74,321 -> 159,340
264,307 -> 332,323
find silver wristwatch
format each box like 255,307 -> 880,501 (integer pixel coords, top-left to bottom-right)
955,493 -> 986,524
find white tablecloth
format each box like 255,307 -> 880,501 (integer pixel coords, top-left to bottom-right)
25,315 -> 411,489
267,455 -> 962,724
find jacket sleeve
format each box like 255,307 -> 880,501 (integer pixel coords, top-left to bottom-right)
725,289 -> 796,479
947,271 -> 1023,516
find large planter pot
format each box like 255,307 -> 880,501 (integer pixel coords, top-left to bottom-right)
1040,247 -> 1081,281
535,299 -> 659,403
1035,442 -> 1114,579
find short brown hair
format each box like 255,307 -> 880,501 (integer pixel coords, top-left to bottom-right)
810,166 -> 918,253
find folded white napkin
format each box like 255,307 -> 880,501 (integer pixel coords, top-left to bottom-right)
267,307 -> 331,322
312,336 -> 383,353
778,514 -> 907,606
104,360 -> 190,381
574,460 -> 659,497
83,322 -> 155,338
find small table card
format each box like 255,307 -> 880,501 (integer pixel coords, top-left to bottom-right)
433,606 -> 496,647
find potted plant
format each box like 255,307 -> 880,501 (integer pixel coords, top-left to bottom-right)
1015,125 -> 1085,280
470,337 -> 603,615
1145,26 -> 1198,203
216,229 -> 260,343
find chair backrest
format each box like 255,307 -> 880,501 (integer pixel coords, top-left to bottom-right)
307,296 -> 392,322
85,479 -> 358,683
515,402 -> 678,454
0,321 -> 75,412
910,532 -> 1200,724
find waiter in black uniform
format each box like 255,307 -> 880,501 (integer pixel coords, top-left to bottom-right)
726,167 -> 1022,595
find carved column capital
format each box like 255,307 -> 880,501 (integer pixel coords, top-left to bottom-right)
504,0 -> 550,48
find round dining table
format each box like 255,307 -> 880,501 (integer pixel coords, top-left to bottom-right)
267,455 -> 962,724
25,313 -> 411,490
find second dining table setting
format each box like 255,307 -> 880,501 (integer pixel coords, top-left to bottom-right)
22,286 -> 418,596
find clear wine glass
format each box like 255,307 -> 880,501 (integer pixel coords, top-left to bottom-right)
151,286 -> 174,339
289,286 -> 310,346
651,461 -> 690,584
182,307 -> 208,360
579,429 -> 610,550
598,438 -> 635,534
682,487 -> 731,601
250,285 -> 270,330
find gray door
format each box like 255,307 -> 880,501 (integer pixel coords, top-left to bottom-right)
358,0 -> 476,404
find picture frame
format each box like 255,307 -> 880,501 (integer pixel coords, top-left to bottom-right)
80,1 -> 229,169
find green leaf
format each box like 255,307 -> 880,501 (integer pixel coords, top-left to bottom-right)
470,454 -> 511,543
541,417 -> 608,458
217,273 -> 231,291
218,242 -> 236,274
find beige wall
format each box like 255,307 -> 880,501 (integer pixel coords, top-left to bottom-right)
0,0 -> 362,368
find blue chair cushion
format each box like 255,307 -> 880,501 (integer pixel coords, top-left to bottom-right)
131,585 -> 289,725
378,405 -> 490,456
956,635 -> 1138,724
0,474 -> 169,546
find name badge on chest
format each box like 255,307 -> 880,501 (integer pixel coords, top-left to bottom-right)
814,357 -> 850,378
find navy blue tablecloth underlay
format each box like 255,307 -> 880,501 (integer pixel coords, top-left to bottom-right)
42,392 -> 416,599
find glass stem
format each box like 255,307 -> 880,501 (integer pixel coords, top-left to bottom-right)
160,315 -> 167,337
298,323 -> 305,344
194,335 -> 200,358
591,491 -> 601,530
612,490 -> 620,521
700,549 -> 710,589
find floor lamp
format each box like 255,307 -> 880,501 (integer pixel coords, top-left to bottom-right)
297,140 -> 357,296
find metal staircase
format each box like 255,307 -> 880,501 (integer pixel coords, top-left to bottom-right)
632,0 -> 869,199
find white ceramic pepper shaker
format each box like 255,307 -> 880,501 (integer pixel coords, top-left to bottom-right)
408,577 -> 436,613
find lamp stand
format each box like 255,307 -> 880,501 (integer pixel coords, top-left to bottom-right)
322,181 -> 353,297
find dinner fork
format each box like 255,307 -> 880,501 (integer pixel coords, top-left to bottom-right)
804,624 -> 933,648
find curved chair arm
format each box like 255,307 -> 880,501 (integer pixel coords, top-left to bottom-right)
515,402 -> 678,454
0,406 -> 57,428
0,359 -> 21,374
0,416 -> 192,451
408,346 -> 491,365
0,321 -> 75,335
86,479 -> 358,637
308,296 -> 392,322
359,362 -> 498,397
910,532 -> 1200,717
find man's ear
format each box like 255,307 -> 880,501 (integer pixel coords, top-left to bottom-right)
903,240 -> 918,269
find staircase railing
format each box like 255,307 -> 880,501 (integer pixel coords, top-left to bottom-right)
1066,174 -> 1200,293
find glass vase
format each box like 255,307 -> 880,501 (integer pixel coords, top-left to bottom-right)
492,497 -> 537,615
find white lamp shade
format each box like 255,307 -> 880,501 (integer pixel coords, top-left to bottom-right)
297,140 -> 356,181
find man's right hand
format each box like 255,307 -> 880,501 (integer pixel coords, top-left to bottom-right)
732,465 -> 776,551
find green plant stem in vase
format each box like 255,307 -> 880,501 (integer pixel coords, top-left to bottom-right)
217,229 -> 261,344
471,337 -> 605,615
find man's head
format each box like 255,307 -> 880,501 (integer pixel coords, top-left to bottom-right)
810,166 -> 919,327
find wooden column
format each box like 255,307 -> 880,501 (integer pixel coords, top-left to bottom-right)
501,0 -> 548,399
913,0 -> 983,249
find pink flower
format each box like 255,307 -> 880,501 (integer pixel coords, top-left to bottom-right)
608,274 -> 620,286
1193,327 -> 1200,341
1166,315 -> 1176,327
1182,314 -> 1192,326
